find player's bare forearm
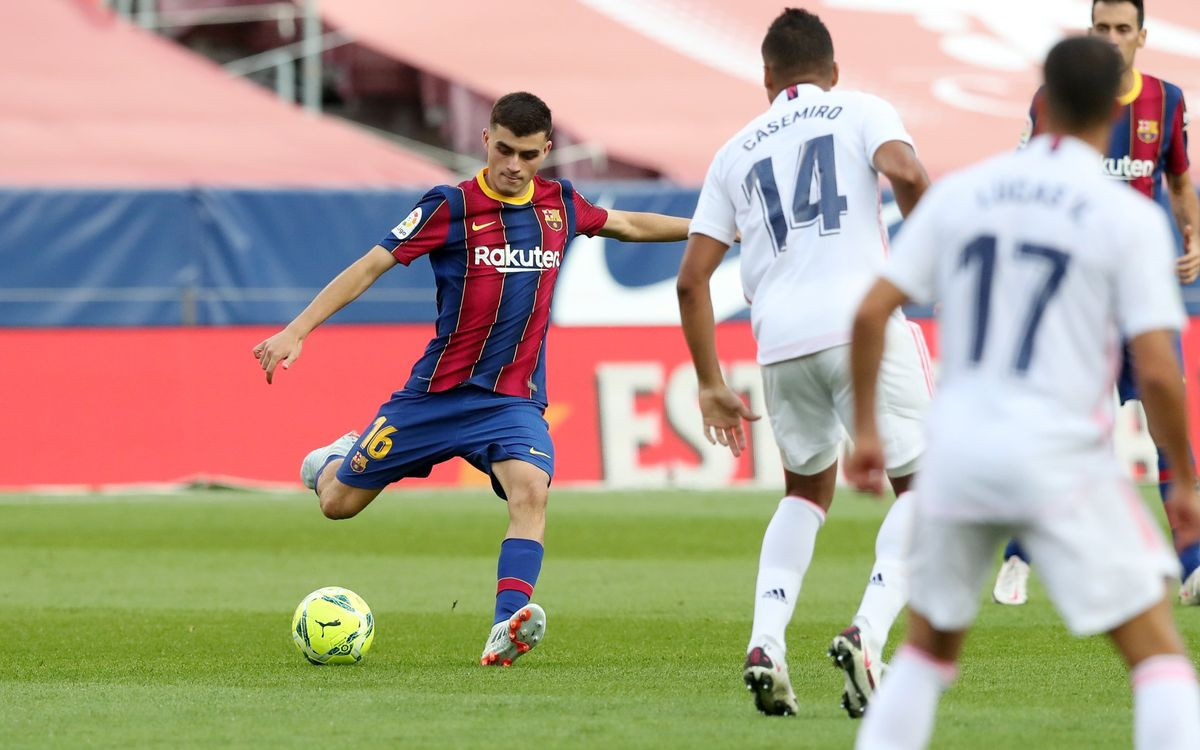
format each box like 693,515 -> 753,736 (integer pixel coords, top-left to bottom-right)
252,246 -> 395,383
1131,329 -> 1195,485
1135,332 -> 1200,550
678,232 -> 759,455
677,277 -> 723,388
599,210 -> 690,243
1166,172 -> 1199,235
850,312 -> 886,440
845,283 -> 900,495
851,280 -> 909,438
677,234 -> 729,388
874,140 -> 930,217
287,246 -> 396,338
1166,173 -> 1200,283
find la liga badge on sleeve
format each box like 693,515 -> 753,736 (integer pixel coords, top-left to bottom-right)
391,207 -> 423,239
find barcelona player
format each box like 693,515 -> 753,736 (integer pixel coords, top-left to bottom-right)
995,0 -> 1200,607
253,92 -> 690,666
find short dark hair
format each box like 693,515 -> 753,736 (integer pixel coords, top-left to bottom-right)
1092,0 -> 1144,28
1043,36 -> 1123,131
761,8 -> 834,79
490,92 -> 552,138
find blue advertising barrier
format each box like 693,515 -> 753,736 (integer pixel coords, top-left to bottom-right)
1,188 -> 431,325
1,184 -> 1193,326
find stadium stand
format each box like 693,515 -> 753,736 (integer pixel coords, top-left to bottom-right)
0,0 -> 449,185
318,0 -> 1200,183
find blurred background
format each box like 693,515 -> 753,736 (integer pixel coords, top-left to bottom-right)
2,0 -> 1197,491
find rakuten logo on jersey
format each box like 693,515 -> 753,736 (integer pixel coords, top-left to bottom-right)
473,245 -> 562,274
1103,156 -> 1156,180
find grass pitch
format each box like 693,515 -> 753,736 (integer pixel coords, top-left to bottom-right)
2,486 -> 1196,749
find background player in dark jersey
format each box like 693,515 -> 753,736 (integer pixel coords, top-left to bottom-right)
252,92 -> 690,666
995,0 -> 1200,607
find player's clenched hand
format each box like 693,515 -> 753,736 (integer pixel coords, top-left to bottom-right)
1164,480 -> 1200,552
1176,224 -> 1200,285
845,434 -> 886,496
252,329 -> 303,384
697,384 -> 760,458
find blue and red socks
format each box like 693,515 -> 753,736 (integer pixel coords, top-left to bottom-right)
494,538 -> 543,625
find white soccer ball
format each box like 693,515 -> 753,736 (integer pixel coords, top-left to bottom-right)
291,586 -> 375,665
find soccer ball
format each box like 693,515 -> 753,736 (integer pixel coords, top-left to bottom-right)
291,586 -> 375,665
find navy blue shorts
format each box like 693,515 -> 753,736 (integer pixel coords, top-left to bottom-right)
1116,335 -> 1185,404
336,386 -> 553,499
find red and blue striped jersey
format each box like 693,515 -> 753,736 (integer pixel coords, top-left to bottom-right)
378,170 -> 608,406
1026,70 -> 1190,201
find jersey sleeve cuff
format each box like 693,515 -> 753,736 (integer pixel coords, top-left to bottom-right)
882,268 -> 930,306
868,134 -> 917,166
687,220 -> 736,246
1122,316 -> 1187,339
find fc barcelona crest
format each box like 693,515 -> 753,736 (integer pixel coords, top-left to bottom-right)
350,451 -> 368,473
542,208 -> 564,232
1136,118 -> 1159,144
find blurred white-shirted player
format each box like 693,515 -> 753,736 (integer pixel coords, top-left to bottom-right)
677,8 -> 933,718
848,36 -> 1200,750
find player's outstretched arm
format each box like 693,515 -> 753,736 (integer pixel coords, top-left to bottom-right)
677,232 -> 759,457
1165,172 -> 1200,284
598,209 -> 690,243
874,141 -> 931,218
1130,329 -> 1200,547
846,278 -> 910,495
252,245 -> 397,384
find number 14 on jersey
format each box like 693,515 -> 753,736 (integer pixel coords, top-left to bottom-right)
743,134 -> 849,253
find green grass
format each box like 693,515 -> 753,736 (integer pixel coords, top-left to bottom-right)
1,487 -> 1195,749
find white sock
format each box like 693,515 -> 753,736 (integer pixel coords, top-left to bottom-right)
747,496 -> 825,656
852,491 -> 914,659
1132,654 -> 1200,750
856,644 -> 956,750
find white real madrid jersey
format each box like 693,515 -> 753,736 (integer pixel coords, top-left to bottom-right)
690,83 -> 913,365
885,135 -> 1184,482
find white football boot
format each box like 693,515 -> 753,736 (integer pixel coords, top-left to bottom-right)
993,555 -> 1030,606
480,603 -> 547,666
828,625 -> 882,719
743,642 -> 798,716
300,431 -> 359,490
1180,568 -> 1200,606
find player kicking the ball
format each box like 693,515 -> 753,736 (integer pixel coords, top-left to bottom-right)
679,8 -> 932,717
253,92 -> 690,667
850,36 -> 1200,749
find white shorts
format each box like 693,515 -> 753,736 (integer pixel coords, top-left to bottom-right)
908,471 -> 1179,637
761,316 -> 932,476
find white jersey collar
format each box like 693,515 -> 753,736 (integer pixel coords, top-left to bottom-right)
1028,133 -> 1103,165
770,83 -> 826,108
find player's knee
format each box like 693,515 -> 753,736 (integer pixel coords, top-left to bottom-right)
319,497 -> 355,520
506,478 -> 549,516
318,487 -> 360,520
